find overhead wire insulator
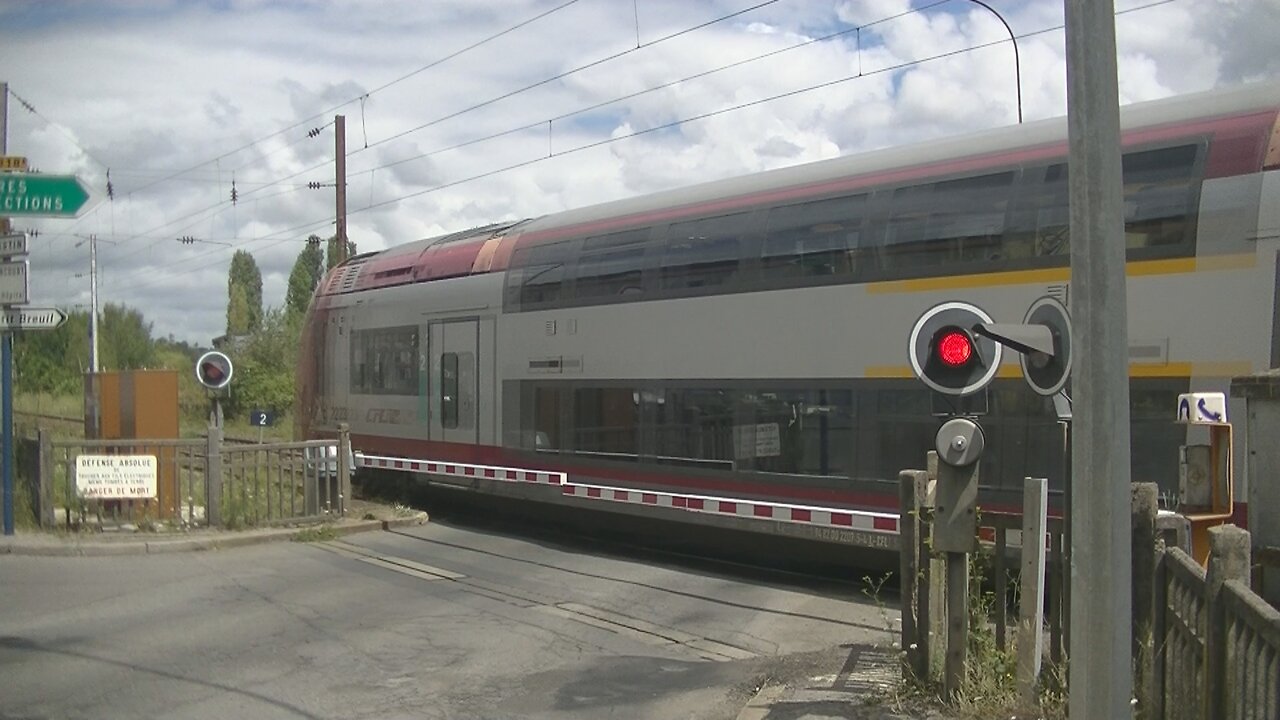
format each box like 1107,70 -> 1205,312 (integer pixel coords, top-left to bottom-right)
106,168 -> 114,200
307,127 -> 323,138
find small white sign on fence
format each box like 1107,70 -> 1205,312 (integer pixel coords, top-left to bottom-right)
76,455 -> 158,499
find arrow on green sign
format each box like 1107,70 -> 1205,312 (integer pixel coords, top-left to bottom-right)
0,173 -> 92,218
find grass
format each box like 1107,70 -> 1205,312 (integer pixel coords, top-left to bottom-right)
292,525 -> 339,542
864,549 -> 1069,720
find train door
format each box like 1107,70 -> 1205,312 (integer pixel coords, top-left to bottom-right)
430,319 -> 480,445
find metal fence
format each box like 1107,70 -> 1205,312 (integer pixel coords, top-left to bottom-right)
32,425 -> 350,530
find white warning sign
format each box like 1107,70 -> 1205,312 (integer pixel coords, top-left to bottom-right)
76,455 -> 158,499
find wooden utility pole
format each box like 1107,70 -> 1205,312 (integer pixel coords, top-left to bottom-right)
335,114 -> 347,265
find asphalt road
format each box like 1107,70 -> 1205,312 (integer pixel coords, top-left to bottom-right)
0,520 -> 897,720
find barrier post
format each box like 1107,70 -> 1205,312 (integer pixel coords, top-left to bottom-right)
1017,477 -> 1048,704
899,469 -> 929,681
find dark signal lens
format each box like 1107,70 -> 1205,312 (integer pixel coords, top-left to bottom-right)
202,362 -> 225,383
937,330 -> 973,367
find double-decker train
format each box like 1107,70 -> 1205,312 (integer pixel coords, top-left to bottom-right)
297,81 -> 1280,549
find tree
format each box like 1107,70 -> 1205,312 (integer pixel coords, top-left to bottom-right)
221,307 -> 299,418
226,250 -> 263,335
285,237 -> 326,320
226,282 -> 252,337
326,235 -> 358,272
13,310 -> 90,395
99,303 -> 157,370
12,303 -> 157,394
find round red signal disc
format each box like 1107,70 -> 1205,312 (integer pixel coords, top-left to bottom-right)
938,331 -> 973,366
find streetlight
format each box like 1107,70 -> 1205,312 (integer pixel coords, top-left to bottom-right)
966,0 -> 1022,124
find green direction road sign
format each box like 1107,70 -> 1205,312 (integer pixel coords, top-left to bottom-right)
0,173 -> 92,218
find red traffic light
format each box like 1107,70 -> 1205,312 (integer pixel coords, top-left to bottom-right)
907,301 -> 1002,397
937,330 -> 974,367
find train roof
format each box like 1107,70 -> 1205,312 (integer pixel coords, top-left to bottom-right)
514,80 -> 1280,241
323,79 -> 1280,296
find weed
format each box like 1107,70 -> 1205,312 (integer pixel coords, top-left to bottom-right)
292,525 -> 339,542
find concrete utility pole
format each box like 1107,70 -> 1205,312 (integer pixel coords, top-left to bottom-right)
335,114 -> 347,265
89,233 -> 99,373
1,80 -> 13,536
1063,1 -> 1133,718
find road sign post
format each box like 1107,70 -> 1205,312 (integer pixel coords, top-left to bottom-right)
0,173 -> 93,218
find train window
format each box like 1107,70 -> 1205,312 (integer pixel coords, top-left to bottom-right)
349,325 -> 419,395
741,389 -> 853,478
1122,144 -> 1200,250
925,172 -> 1014,262
761,195 -> 865,281
876,172 -> 1014,270
441,352 -> 459,429
661,213 -> 749,291
656,388 -> 737,470
509,240 -> 576,308
573,387 -> 639,459
1006,163 -> 1070,260
575,228 -> 651,300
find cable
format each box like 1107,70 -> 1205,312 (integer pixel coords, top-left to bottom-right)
100,0 -> 792,272
95,0 -> 586,201
100,0 -> 1181,294
356,0 -> 784,155
351,0 -> 954,181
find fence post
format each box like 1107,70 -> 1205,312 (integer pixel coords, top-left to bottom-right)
37,430 -> 53,528
1131,482 -> 1158,714
205,424 -> 222,528
1150,547 -> 1167,720
927,451 -> 946,682
1018,477 -> 1049,705
1203,524 -> 1250,718
337,423 -> 351,518
899,469 -> 928,681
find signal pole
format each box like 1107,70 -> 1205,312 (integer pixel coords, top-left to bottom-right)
1064,1 -> 1133,717
335,115 -> 347,264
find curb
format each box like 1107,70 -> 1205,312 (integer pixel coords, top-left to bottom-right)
0,512 -> 429,557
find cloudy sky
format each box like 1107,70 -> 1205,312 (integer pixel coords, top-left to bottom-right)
1,0 -> 1277,347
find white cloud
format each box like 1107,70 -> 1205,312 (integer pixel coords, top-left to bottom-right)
0,0 -> 1275,346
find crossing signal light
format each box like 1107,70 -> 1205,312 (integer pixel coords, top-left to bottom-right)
195,351 -> 234,390
936,329 -> 974,367
908,302 -> 1002,397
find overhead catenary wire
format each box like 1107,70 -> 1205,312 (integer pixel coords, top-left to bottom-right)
97,0 -> 796,272
99,0 -> 1183,297
84,0 -> 586,202
102,5 -> 1152,296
